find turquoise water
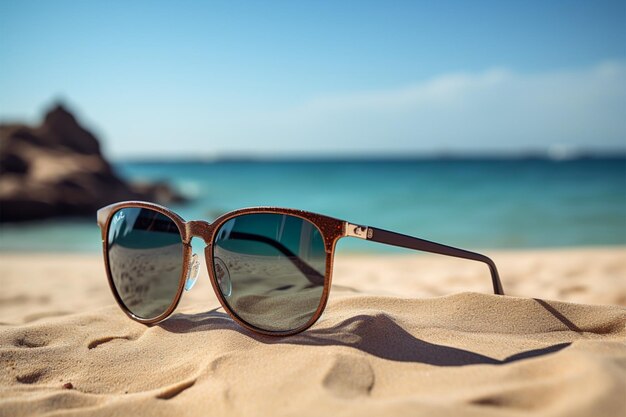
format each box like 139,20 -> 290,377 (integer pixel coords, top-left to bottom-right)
1,157 -> 624,253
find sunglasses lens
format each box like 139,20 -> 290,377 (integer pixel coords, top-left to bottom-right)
213,213 -> 327,332
106,207 -> 184,320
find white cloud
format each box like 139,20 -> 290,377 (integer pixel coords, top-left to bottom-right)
217,60 -> 626,154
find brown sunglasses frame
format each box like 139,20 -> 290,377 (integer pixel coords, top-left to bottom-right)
98,201 -> 504,336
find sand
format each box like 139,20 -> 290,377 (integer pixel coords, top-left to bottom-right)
0,247 -> 625,416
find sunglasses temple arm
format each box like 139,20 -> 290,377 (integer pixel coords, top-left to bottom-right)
344,224 -> 504,295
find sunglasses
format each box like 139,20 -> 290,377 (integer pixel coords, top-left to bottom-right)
97,201 -> 504,336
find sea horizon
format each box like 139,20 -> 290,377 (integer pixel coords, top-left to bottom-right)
111,149 -> 626,164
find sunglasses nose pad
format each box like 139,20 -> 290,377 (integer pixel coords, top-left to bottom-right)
214,257 -> 232,297
184,253 -> 200,291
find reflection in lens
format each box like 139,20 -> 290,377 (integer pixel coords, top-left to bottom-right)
213,213 -> 327,332
107,207 -> 184,319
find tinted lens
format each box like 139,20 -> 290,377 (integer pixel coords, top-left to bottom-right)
107,207 -> 184,319
212,213 -> 327,332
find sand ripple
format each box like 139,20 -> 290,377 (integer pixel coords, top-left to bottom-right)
1,250 -> 625,416
0,292 -> 624,417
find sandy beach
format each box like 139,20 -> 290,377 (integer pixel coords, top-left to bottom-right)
0,247 -> 625,416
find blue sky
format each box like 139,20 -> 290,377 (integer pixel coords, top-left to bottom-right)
1,0 -> 624,158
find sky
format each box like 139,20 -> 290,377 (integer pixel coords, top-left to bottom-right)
0,0 -> 625,158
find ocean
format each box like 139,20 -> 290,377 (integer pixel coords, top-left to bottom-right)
1,157 -> 624,253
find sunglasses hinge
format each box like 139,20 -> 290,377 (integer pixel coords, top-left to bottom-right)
344,222 -> 371,240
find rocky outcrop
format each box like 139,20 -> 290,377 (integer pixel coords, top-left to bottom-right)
0,104 -> 185,222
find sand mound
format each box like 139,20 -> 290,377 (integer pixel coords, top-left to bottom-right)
1,249 -> 625,416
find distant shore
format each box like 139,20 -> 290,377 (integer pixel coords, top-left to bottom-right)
113,151 -> 626,164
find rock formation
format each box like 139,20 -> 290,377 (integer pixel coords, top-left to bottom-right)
0,104 -> 185,222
